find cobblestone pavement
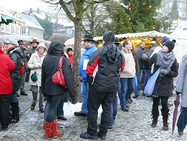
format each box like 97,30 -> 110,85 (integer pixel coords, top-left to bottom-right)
0,83 -> 187,141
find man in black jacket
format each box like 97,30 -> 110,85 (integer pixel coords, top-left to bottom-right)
7,40 -> 24,123
18,40 -> 29,96
80,32 -> 125,140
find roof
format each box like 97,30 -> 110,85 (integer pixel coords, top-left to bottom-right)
16,13 -> 44,30
0,6 -> 18,22
171,26 -> 187,40
64,31 -> 171,46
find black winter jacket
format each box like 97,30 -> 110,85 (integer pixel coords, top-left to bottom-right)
86,42 -> 125,92
41,41 -> 75,98
8,47 -> 23,93
149,53 -> 179,97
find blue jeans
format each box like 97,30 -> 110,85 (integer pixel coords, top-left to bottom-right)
11,93 -> 18,103
81,81 -> 89,114
177,107 -> 187,131
137,69 -> 144,92
126,76 -> 138,98
120,78 -> 136,107
57,101 -> 64,118
44,94 -> 63,123
143,69 -> 151,90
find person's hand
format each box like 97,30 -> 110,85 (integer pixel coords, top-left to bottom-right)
176,91 -> 181,95
78,76 -> 82,82
160,69 -> 169,75
141,53 -> 148,60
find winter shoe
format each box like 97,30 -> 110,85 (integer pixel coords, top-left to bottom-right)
97,132 -> 106,140
151,110 -> 159,128
161,109 -> 169,131
31,103 -> 36,110
52,120 -> 62,138
178,130 -> 183,135
40,107 -> 44,113
44,121 -> 52,139
74,111 -> 87,117
80,132 -> 97,139
20,92 -> 28,96
57,116 -> 67,121
121,106 -> 129,112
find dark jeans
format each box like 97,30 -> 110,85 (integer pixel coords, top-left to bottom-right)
0,94 -> 11,129
44,94 -> 63,123
87,85 -> 115,136
152,96 -> 169,112
110,93 -> 118,125
177,107 -> 187,131
57,101 -> 64,118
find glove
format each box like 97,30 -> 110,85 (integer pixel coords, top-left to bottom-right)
141,53 -> 148,60
176,91 -> 181,95
160,69 -> 169,75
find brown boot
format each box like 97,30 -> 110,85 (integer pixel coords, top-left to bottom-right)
44,121 -> 52,139
151,110 -> 159,128
52,120 -> 62,138
161,109 -> 169,131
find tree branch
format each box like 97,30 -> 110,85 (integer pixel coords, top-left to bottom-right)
59,0 -> 75,22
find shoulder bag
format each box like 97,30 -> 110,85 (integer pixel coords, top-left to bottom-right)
52,56 -> 66,87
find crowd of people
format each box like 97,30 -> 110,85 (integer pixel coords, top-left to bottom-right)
0,31 -> 187,140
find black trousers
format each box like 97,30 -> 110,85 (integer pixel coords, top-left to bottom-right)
152,96 -> 169,112
0,94 -> 11,129
87,85 -> 115,136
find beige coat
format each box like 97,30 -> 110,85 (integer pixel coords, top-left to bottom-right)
27,45 -> 47,86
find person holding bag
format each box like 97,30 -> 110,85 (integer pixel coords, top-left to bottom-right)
28,43 -> 48,113
41,40 -> 76,139
148,40 -> 178,130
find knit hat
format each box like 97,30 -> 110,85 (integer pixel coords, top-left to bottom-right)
165,40 -> 175,52
103,31 -> 115,43
161,36 -> 169,44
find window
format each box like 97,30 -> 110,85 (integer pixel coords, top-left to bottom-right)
1,24 -> 6,33
7,24 -> 11,34
67,28 -> 72,34
12,24 -> 15,34
16,26 -> 20,35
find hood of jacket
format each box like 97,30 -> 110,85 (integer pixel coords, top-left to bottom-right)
103,43 -> 121,63
47,40 -> 64,56
7,46 -> 23,59
35,43 -> 48,52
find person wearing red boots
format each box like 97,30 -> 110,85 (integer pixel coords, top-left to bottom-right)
41,40 -> 76,139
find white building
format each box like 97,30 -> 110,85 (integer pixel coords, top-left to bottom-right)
0,6 -> 44,39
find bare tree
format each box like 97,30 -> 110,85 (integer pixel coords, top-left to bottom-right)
42,0 -> 109,102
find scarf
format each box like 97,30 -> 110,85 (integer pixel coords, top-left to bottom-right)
38,52 -> 43,58
156,50 -> 175,71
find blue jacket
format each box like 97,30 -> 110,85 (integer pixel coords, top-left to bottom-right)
79,44 -> 97,81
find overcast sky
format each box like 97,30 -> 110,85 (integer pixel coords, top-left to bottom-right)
0,0 -> 52,12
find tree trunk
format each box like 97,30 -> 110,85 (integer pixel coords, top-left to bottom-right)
72,20 -> 82,102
